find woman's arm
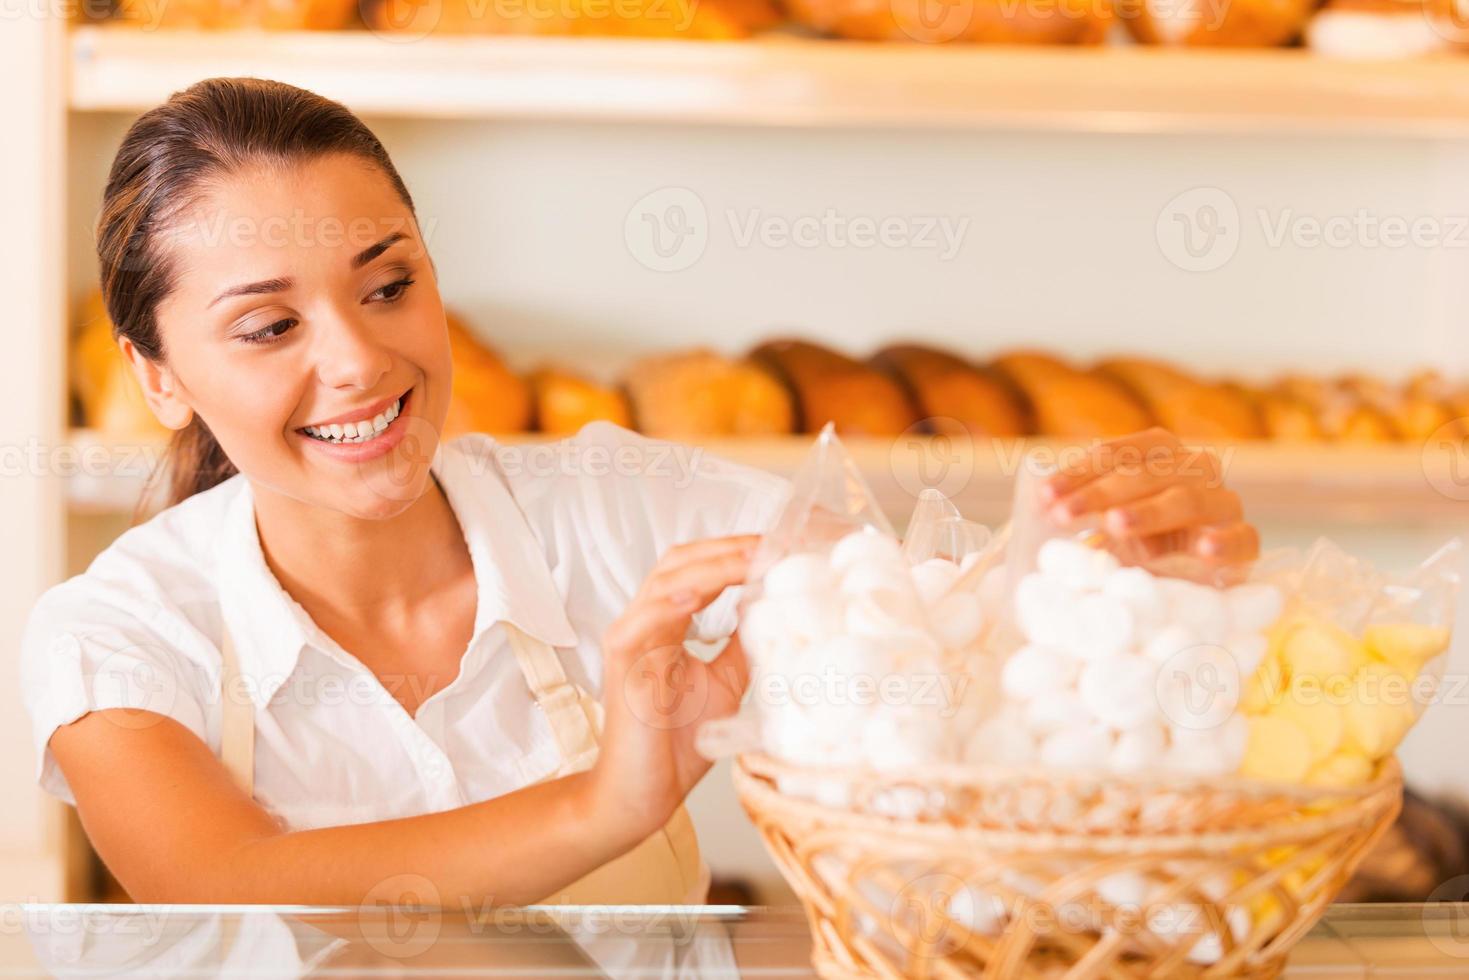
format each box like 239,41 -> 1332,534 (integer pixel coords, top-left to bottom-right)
49,534 -> 760,907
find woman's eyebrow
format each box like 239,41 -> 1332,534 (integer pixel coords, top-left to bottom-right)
208,277 -> 292,309
351,232 -> 408,269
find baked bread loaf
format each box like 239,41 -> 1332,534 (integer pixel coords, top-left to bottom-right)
870,344 -> 1028,437
990,351 -> 1152,438
1097,357 -> 1264,441
782,0 -> 1111,42
750,340 -> 918,436
1275,375 -> 1397,443
443,313 -> 532,438
529,368 -> 632,435
367,0 -> 775,37
1228,382 -> 1323,442
71,290 -> 167,437
124,0 -> 357,29
623,350 -> 794,438
1339,374 -> 1454,443
1118,0 -> 1316,46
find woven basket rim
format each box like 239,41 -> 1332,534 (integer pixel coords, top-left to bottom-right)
737,751 -> 1402,805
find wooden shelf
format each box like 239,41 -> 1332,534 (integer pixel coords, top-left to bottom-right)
68,26 -> 1469,135
65,429 -> 1469,525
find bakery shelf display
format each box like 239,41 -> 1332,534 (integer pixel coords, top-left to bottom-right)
69,26 -> 1469,135
63,428 -> 1469,526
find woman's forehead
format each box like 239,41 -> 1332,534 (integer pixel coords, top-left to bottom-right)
164,155 -> 417,282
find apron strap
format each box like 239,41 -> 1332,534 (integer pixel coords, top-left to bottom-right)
218,626 -> 256,799
504,622 -> 601,773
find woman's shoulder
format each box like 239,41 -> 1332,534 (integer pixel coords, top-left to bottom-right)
26,475 -> 245,659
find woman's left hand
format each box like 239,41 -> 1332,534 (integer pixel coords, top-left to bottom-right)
1039,427 -> 1259,572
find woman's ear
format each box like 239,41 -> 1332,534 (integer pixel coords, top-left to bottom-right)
118,336 -> 193,431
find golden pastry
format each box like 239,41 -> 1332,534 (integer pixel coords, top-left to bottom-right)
991,351 -> 1152,439
1118,0 -> 1316,46
443,313 -> 532,438
623,350 -> 794,438
529,368 -> 632,435
784,0 -> 1111,42
749,340 -> 917,437
1097,357 -> 1264,441
870,344 -> 1028,438
71,290 -> 167,438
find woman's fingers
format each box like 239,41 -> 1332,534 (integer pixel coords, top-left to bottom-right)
1103,485 -> 1243,539
1041,427 -> 1183,502
1195,521 -> 1261,564
637,536 -> 759,600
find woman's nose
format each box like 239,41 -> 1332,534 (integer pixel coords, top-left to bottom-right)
313,309 -> 394,391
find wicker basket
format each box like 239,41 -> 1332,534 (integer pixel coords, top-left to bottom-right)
734,753 -> 1402,979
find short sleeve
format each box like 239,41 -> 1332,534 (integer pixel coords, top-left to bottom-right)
563,422 -> 791,642
20,585 -> 214,807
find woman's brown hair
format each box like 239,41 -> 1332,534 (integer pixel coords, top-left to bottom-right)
96,76 -> 417,514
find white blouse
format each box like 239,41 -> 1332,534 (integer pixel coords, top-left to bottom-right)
20,422 -> 790,832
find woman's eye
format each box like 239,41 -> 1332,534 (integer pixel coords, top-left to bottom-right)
240,318 -> 296,345
368,277 -> 416,304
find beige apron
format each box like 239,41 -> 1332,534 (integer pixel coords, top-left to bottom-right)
216,623 -> 707,906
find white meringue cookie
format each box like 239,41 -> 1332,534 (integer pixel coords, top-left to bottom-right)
845,590 -> 929,639
1040,723 -> 1114,770
1154,645 -> 1241,733
1102,566 -> 1169,630
863,708 -> 950,770
1163,716 -> 1247,778
1001,644 -> 1074,702
830,528 -> 904,577
1078,655 -> 1161,730
947,886 -> 1005,936
964,713 -> 1038,767
1160,579 -> 1231,645
1024,688 -> 1092,736
1222,632 -> 1269,680
1068,594 -> 1136,661
1143,624 -> 1203,665
930,591 -> 985,652
1226,583 -> 1285,634
911,557 -> 963,608
1037,538 -> 1119,592
764,552 -> 835,596
1014,573 -> 1082,649
1096,871 -> 1151,909
1109,723 -> 1168,774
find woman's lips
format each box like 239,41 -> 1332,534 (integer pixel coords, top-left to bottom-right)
297,387 -> 414,463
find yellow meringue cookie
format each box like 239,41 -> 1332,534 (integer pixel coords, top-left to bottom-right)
1342,662 -> 1417,758
1279,620 -> 1362,687
1305,750 -> 1375,788
1269,686 -> 1344,763
1364,623 -> 1451,675
1241,655 -> 1286,715
1240,715 -> 1313,783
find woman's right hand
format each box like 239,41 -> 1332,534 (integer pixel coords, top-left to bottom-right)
591,534 -> 761,850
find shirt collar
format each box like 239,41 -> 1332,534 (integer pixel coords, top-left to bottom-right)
215,435 -> 579,706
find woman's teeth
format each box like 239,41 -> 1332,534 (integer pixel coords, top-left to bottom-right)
303,397 -> 401,444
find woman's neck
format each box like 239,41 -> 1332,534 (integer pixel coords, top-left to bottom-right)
248,473 -> 473,627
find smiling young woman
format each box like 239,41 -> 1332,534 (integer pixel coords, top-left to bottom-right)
22,77 -> 1257,908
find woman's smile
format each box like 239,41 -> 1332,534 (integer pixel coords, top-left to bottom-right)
295,386 -> 416,462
